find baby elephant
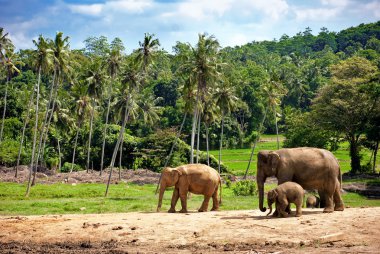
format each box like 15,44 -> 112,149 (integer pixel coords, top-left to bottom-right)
306,195 -> 320,208
267,181 -> 305,217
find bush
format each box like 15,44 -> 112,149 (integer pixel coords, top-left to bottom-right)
61,162 -> 83,173
0,139 -> 25,166
232,180 -> 257,196
46,157 -> 59,170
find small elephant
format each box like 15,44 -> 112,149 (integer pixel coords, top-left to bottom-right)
306,195 -> 320,208
157,164 -> 221,213
267,181 -> 305,217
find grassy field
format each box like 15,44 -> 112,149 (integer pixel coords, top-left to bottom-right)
0,181 -> 379,216
210,135 -> 379,176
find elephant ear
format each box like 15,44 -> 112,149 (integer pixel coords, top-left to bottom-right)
268,152 -> 280,174
172,166 -> 187,176
268,189 -> 278,201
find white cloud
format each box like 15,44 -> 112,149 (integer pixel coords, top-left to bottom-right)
68,0 -> 153,16
68,4 -> 103,16
294,7 -> 341,21
173,0 -> 233,21
241,0 -> 289,21
363,1 -> 380,18
321,0 -> 350,7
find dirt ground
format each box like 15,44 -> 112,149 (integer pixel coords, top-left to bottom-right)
1,166 -> 380,253
1,208 -> 380,253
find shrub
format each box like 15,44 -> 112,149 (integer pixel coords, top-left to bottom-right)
232,180 -> 257,196
46,157 -> 59,170
61,162 -> 83,173
0,139 -> 25,166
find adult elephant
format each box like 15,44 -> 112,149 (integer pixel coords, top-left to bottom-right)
257,147 -> 344,213
157,164 -> 221,213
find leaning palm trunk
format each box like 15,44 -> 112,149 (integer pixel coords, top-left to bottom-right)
196,112 -> 201,163
190,95 -> 200,164
69,121 -> 81,174
0,76 -> 9,144
15,84 -> 36,177
105,98 -> 131,197
373,141 -> 379,174
100,96 -> 112,176
86,101 -> 96,173
243,107 -> 269,179
218,114 -> 224,174
205,123 -> 210,166
155,113 -> 187,194
57,138 -> 61,172
118,132 -> 124,181
26,67 -> 41,197
273,107 -> 280,150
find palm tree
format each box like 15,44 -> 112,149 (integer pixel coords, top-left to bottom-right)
100,49 -> 122,176
136,33 -> 160,76
105,59 -> 141,196
177,33 -> 221,163
0,28 -> 12,64
0,48 -> 21,144
214,82 -> 238,173
85,59 -> 105,172
35,32 -> 70,174
15,35 -> 52,177
202,97 -> 218,166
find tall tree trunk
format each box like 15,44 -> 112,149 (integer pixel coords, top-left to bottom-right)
86,100 -> 96,173
373,140 -> 379,174
274,107 -> 280,150
243,107 -> 268,179
57,138 -> 61,172
105,98 -> 130,197
190,92 -> 200,164
349,134 -> 361,174
196,112 -> 201,164
100,96 -> 112,176
26,67 -> 41,197
155,113 -> 187,195
0,76 -> 9,144
69,121 -> 81,174
218,114 -> 224,174
118,132 -> 124,181
205,123 -> 210,166
15,84 -> 36,177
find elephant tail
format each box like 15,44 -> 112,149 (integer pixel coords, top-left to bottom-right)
339,167 -> 343,191
219,177 -> 222,205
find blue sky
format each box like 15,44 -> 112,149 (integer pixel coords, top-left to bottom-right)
1,0 -> 379,53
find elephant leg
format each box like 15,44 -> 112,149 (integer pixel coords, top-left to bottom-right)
168,188 -> 179,213
323,195 -> 334,213
179,189 -> 188,213
277,200 -> 289,218
211,188 -> 219,211
199,196 -> 211,212
285,204 -> 291,214
318,190 -> 326,208
333,180 -> 345,211
295,200 -> 303,217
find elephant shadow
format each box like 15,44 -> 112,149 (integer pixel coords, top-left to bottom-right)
220,209 -> 323,220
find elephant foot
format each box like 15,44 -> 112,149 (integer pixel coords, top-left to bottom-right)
323,208 -> 334,213
295,213 -> 302,217
211,207 -> 220,211
179,209 -> 188,213
168,208 -> 176,213
334,204 -> 344,211
198,209 -> 207,212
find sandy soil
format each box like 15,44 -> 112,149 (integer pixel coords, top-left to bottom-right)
1,207 -> 380,253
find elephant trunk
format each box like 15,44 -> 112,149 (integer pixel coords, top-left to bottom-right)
157,183 -> 166,212
267,201 -> 273,216
257,175 -> 266,212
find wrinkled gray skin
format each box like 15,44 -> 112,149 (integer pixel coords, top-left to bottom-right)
257,147 -> 344,214
267,182 -> 304,217
306,195 -> 320,208
157,164 -> 221,213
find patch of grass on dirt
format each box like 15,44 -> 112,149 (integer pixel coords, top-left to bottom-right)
0,181 -> 379,215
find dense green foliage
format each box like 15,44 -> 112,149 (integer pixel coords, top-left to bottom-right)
0,22 -> 379,177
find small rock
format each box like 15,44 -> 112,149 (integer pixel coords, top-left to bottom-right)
112,226 -> 123,230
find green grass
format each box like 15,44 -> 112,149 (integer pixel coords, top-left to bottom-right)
211,135 -> 379,176
0,181 -> 379,216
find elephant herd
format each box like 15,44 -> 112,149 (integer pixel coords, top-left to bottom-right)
157,147 -> 345,217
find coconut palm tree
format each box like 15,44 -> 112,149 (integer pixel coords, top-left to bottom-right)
214,81 -> 238,173
0,48 -> 21,144
0,28 -> 12,64
85,58 -> 105,172
15,35 -> 52,177
100,49 -> 122,176
136,33 -> 160,76
177,33 -> 221,163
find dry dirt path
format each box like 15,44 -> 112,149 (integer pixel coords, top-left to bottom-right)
1,207 -> 379,253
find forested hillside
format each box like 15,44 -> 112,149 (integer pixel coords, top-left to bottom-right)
0,21 -> 379,177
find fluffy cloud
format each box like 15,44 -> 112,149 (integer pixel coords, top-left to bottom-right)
68,4 -> 103,16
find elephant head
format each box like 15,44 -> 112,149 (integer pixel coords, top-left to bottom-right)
156,167 -> 186,212
266,189 -> 278,216
257,151 -> 281,212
